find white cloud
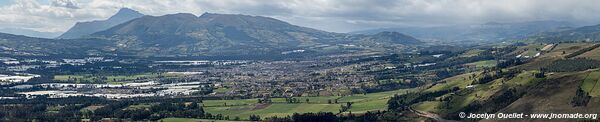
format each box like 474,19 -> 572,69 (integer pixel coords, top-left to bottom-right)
51,0 -> 79,9
1,0 -> 600,33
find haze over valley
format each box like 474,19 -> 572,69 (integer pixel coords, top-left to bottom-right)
1,0 -> 600,122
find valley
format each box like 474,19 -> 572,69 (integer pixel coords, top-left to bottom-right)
0,3 -> 600,122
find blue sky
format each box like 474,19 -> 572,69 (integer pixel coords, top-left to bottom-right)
1,0 -> 600,33
0,1 -> 13,5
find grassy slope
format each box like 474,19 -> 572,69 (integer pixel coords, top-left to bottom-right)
204,103 -> 339,119
203,99 -> 259,107
516,43 -> 545,57
484,71 -> 600,122
424,72 -> 478,92
519,43 -> 592,70
577,44 -> 600,60
437,43 -> 598,118
580,70 -> 600,97
465,60 -> 497,68
481,42 -> 600,121
413,71 -> 541,115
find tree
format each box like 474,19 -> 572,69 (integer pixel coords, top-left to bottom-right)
249,114 -> 261,121
346,102 -> 353,108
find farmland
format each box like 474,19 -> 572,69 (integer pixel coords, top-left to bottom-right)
411,70 -> 543,115
581,70 -> 600,97
465,60 -> 497,68
53,73 -> 170,84
201,88 -> 416,119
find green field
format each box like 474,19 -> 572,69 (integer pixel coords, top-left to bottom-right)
203,99 -> 260,107
412,101 -> 442,113
466,60 -> 497,68
520,43 -> 545,57
126,104 -> 152,110
214,88 -> 231,94
581,71 -> 600,97
205,103 -> 339,119
202,88 -> 416,119
337,88 -> 414,103
161,118 -> 248,122
425,72 -> 477,92
461,49 -> 484,57
347,98 -> 389,112
270,96 -> 341,104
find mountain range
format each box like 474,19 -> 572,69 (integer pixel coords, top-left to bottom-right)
0,32 -> 112,57
92,12 -> 345,56
532,24 -> 600,43
0,8 -> 423,57
0,28 -> 62,38
3,7 -> 599,58
352,21 -> 574,42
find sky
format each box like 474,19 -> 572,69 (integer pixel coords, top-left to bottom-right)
1,0 -> 600,33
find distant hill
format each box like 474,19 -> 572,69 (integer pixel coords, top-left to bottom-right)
0,28 -> 62,38
57,8 -> 144,39
352,21 -> 574,42
532,24 -> 600,43
0,32 -> 113,56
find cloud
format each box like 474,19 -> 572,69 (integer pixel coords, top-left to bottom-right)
1,0 -> 600,33
51,0 -> 79,9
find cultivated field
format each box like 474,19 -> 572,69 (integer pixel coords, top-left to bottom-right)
581,71 -> 600,97
201,88 -> 416,119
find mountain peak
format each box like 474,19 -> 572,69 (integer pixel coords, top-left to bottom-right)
57,8 -> 145,39
117,8 -> 138,14
108,8 -> 144,21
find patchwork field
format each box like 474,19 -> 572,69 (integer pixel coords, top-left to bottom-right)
53,73 -> 177,84
204,103 -> 339,119
202,88 -> 416,119
461,49 -> 484,57
424,72 -> 478,92
519,42 -> 594,70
